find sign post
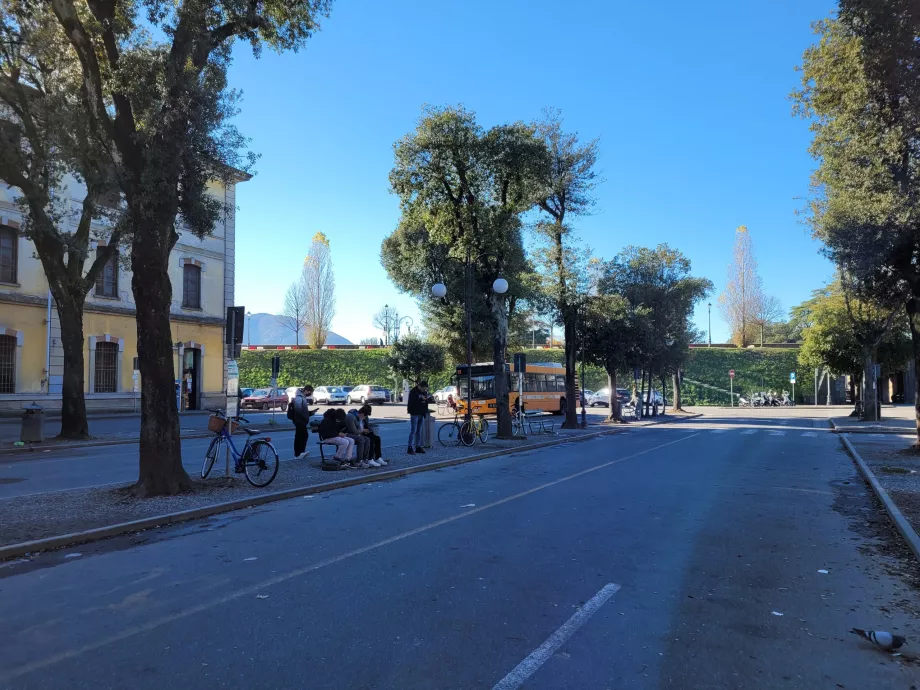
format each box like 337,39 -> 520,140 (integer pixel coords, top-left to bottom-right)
790,371 -> 796,405
226,359 -> 239,477
132,370 -> 139,413
729,369 -> 735,407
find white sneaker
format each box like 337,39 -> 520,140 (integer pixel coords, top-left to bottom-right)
367,459 -> 380,468
359,461 -> 370,469
376,458 -> 387,466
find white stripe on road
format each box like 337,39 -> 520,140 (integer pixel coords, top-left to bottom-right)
769,430 -> 786,436
492,583 -> 622,690
710,429 -> 727,434
740,429 -> 758,435
801,432 -> 817,437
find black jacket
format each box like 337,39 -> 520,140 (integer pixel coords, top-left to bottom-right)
406,386 -> 430,416
318,414 -> 344,441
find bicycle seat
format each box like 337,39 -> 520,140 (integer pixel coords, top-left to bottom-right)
240,427 -> 260,436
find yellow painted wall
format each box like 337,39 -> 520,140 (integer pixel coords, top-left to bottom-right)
0,302 -> 46,393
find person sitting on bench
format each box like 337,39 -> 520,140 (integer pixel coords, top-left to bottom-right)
317,409 -> 355,466
357,405 -> 386,466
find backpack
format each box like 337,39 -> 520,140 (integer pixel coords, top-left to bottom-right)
286,402 -> 296,421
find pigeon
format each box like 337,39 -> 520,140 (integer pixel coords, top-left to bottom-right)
850,628 -> 907,651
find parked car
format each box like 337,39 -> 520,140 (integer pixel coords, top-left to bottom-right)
587,388 -> 631,407
240,388 -> 288,411
285,386 -> 300,401
312,386 -> 347,404
342,386 -> 355,396
434,385 -> 458,403
346,385 -> 388,405
240,388 -> 254,398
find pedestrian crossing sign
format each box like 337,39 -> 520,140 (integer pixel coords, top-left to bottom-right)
789,372 -> 796,383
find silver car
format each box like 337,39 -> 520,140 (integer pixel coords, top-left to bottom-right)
346,385 -> 388,405
312,386 -> 347,404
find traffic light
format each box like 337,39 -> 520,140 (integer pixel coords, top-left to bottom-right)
271,355 -> 281,379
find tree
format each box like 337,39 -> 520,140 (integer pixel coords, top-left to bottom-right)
25,0 -> 332,495
303,232 -> 336,349
600,245 -> 712,414
533,109 -> 600,429
387,106 -> 545,438
279,279 -> 309,347
752,293 -> 784,347
385,336 -> 445,384
718,226 -> 761,347
0,4 -> 125,439
372,305 -> 400,346
792,13 -> 920,436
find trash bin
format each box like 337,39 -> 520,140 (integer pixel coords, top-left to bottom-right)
21,402 -> 44,443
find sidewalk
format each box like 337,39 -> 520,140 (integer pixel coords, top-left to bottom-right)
830,405 -> 915,435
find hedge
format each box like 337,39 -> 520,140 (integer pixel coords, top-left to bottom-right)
238,346 -> 803,405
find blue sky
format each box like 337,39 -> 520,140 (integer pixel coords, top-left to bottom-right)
229,0 -> 836,345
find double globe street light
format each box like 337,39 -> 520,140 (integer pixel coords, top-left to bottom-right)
431,256 -> 509,425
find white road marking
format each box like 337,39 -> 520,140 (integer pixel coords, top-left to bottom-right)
740,429 -> 758,435
492,583 -> 621,690
801,432 -> 817,437
710,429 -> 727,434
769,431 -> 786,436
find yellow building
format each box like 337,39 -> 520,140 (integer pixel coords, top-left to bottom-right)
0,173 -> 249,413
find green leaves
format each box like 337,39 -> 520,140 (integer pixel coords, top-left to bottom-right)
384,337 -> 445,384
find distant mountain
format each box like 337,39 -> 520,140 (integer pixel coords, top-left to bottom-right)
242,313 -> 352,346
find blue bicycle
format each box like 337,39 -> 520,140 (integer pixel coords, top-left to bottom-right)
201,410 -> 279,487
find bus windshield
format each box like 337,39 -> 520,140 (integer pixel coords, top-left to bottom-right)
457,375 -> 495,400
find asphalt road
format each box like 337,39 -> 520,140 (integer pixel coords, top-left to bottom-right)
2,411 -> 919,689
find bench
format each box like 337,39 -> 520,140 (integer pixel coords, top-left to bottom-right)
316,437 -> 346,469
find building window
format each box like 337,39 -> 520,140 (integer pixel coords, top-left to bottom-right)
94,341 -> 118,393
183,264 -> 201,309
0,334 -> 14,393
95,250 -> 118,297
0,226 -> 16,284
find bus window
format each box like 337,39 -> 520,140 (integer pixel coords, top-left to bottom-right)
556,374 -> 565,391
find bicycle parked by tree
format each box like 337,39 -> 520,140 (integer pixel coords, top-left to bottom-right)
202,410 -> 280,488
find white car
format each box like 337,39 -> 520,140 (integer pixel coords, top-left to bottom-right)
434,385 -> 458,403
346,385 -> 388,405
312,386 -> 347,404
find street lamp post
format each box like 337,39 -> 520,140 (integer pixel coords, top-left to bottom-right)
708,303 -> 712,347
431,249 -> 508,428
394,315 -> 414,342
246,311 -> 251,348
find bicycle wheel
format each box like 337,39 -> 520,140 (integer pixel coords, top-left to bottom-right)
244,440 -> 279,488
477,417 -> 489,443
201,436 -> 222,479
438,422 -> 461,447
458,420 -> 476,447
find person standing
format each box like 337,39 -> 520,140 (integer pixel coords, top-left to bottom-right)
292,385 -> 315,459
407,380 -> 430,455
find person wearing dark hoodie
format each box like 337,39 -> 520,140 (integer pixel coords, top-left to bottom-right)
344,407 -> 373,467
406,380 -> 430,455
291,385 -> 316,460
317,409 -> 355,464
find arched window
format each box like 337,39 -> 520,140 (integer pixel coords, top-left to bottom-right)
0,334 -> 15,393
94,341 -> 119,393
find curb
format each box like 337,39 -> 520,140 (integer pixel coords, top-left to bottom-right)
0,426 -> 625,561
840,434 -> 920,564
829,418 -> 914,435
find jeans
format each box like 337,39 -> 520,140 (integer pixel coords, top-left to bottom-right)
348,433 -> 370,461
409,415 -> 424,448
293,423 -> 309,457
367,432 -> 382,459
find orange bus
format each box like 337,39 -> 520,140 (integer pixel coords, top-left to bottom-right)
452,362 -> 577,416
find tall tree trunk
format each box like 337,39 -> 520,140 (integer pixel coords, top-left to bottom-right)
660,373 -> 667,413
55,296 -> 89,439
862,347 -> 878,422
490,294 -> 513,438
906,297 -> 920,444
131,227 -> 191,497
644,370 -> 653,416
561,311 -> 578,429
605,368 -> 620,421
672,370 -> 682,411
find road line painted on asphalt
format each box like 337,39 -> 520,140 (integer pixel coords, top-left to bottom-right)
740,429 -> 758,435
491,582 -> 622,690
769,431 -> 786,436
710,429 -> 727,434
0,433 -> 699,683
802,432 -> 817,437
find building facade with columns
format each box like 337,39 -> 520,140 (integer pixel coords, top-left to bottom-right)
0,174 -> 247,414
